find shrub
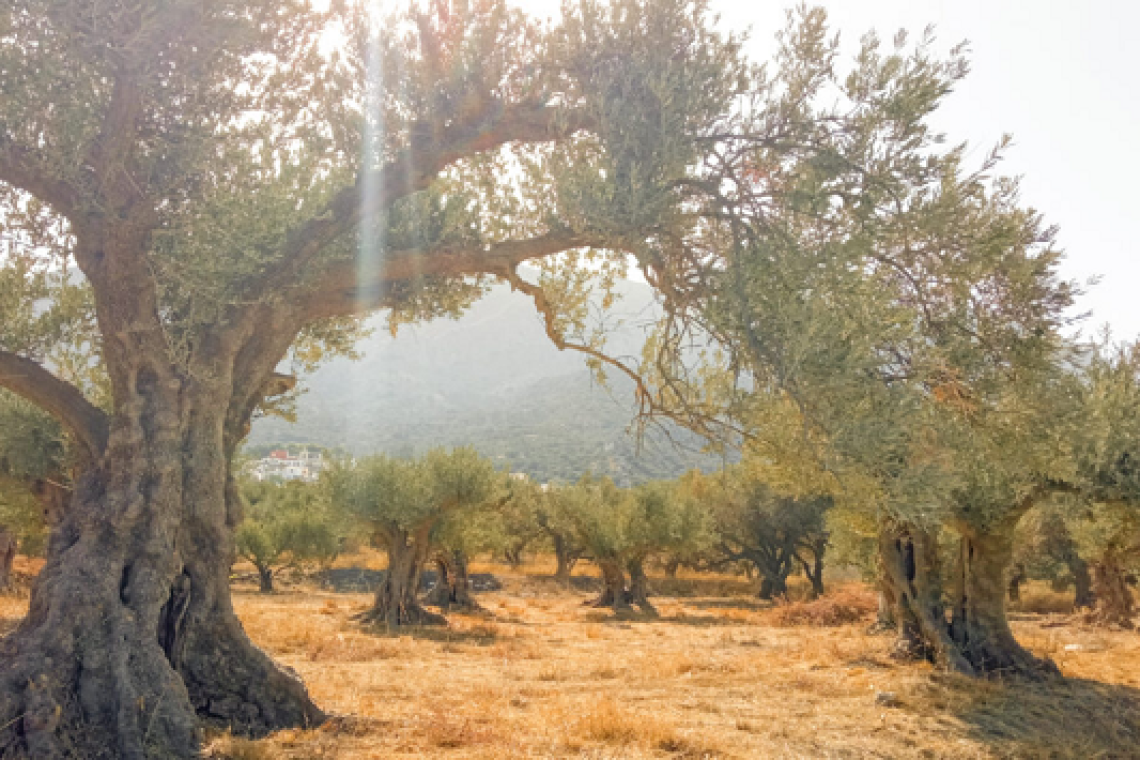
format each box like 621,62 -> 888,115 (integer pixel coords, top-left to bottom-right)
769,587 -> 877,627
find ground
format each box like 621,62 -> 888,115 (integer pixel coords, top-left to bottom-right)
2,556 -> 1139,759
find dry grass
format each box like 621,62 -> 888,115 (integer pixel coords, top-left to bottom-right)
6,559 -> 1140,758
220,562 -> 1140,759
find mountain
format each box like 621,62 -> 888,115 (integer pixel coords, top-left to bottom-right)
249,275 -> 727,484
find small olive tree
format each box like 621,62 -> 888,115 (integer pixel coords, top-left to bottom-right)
550,476 -> 711,614
701,470 -> 832,600
234,481 -> 339,593
1066,341 -> 1140,627
0,390 -> 71,585
329,447 -> 497,628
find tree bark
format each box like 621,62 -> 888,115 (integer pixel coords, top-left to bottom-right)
0,369 -> 324,757
0,527 -> 14,591
879,519 -> 1059,679
586,560 -> 631,612
256,564 -> 275,594
798,539 -> 827,600
425,549 -> 479,612
626,558 -> 656,616
879,523 -> 965,668
356,525 -> 445,628
1007,562 -> 1025,603
757,573 -> 788,600
947,527 -> 1058,677
1087,551 -> 1135,628
552,533 -> 578,582
1068,555 -> 1095,610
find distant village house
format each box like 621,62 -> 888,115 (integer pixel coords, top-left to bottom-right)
248,448 -> 327,483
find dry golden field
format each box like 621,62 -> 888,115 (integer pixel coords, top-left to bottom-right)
3,557 -> 1140,759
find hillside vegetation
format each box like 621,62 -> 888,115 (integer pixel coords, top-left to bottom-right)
252,277 -> 726,484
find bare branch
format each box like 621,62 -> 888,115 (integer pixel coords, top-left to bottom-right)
503,266 -> 656,411
0,351 -> 108,460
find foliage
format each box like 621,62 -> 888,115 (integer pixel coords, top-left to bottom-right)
694,466 -> 832,593
548,474 -> 712,570
328,447 -> 499,538
235,480 -> 340,584
0,390 -> 69,554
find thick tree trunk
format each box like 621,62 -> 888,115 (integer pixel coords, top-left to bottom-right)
757,572 -> 788,601
878,525 -> 954,665
1087,551 -> 1135,628
1007,562 -> 1025,602
503,545 -> 525,569
31,479 -> 68,529
425,549 -> 479,612
947,528 -> 1058,677
587,560 -> 631,612
867,556 -> 897,634
0,527 -> 14,591
753,546 -> 793,601
626,558 -> 656,616
758,576 -> 773,600
879,519 -> 1058,679
357,526 -> 445,628
256,564 -> 275,594
1068,555 -> 1095,610
0,363 -> 325,759
552,534 -> 578,582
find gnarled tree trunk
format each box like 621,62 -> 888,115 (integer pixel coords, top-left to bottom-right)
879,518 -> 1058,679
425,549 -> 479,612
879,523 -> 959,666
552,533 -> 579,582
626,558 -> 656,616
947,526 -> 1058,677
0,528 -> 14,591
757,572 -> 788,601
356,524 -> 445,628
1007,562 -> 1025,602
1087,550 -> 1135,628
0,383 -> 324,758
586,559 -> 630,612
256,564 -> 275,594
1069,556 -> 1095,610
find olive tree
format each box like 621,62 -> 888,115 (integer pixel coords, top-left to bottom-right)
0,0 -> 758,751
329,447 -> 497,627
234,480 -> 339,593
550,476 -> 710,614
1012,503 -> 1094,608
635,8 -> 1100,677
0,391 -> 70,585
699,469 -> 831,600
1065,341 -> 1140,627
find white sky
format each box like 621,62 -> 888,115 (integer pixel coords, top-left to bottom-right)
508,0 -> 1140,340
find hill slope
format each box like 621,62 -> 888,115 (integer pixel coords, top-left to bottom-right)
250,277 -> 725,484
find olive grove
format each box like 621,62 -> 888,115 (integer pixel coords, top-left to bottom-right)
2,0 -> 1136,755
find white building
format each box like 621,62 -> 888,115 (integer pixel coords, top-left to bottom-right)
248,447 -> 327,483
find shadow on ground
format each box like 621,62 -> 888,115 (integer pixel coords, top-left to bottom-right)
905,672 -> 1140,758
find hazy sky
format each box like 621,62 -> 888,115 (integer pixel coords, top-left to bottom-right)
512,0 -> 1140,339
